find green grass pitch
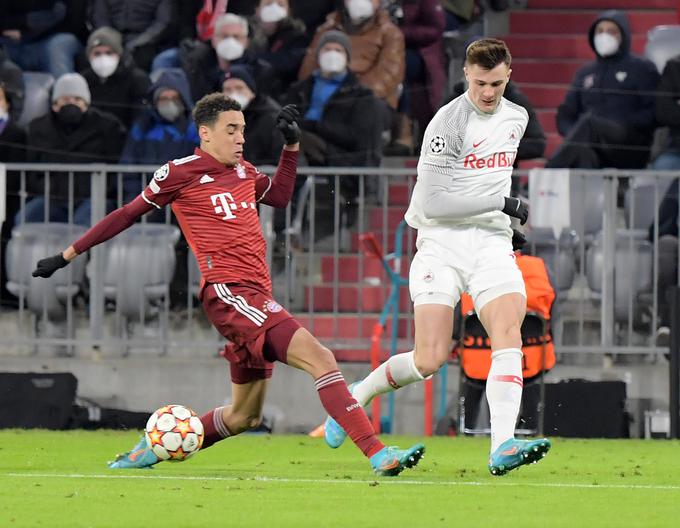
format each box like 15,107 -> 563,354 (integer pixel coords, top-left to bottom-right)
1,430 -> 679,527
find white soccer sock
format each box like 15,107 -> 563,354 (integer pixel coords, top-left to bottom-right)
485,347 -> 523,453
352,350 -> 425,407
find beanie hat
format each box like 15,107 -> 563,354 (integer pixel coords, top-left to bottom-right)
86,26 -> 124,56
224,65 -> 257,93
51,73 -> 91,105
317,30 -> 352,60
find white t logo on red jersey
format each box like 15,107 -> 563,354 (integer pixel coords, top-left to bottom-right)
211,192 -> 237,220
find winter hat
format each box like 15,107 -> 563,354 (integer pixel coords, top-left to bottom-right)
51,73 -> 91,104
86,26 -> 124,56
224,65 -> 257,93
316,30 -> 352,60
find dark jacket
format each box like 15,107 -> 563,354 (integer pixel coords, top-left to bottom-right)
449,80 -> 546,161
0,119 -> 27,162
283,71 -> 381,166
650,179 -> 678,239
0,48 -> 24,120
557,10 -> 659,141
120,69 -> 198,166
178,40 -> 274,102
91,0 -> 176,49
81,58 -> 151,129
251,16 -> 309,102
1,0 -> 67,41
26,107 -> 125,199
401,0 -> 447,116
656,55 -> 680,152
242,94 -> 283,166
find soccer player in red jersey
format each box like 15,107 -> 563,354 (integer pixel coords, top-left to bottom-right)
32,93 -> 424,476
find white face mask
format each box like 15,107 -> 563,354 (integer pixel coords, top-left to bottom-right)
216,37 -> 245,61
346,0 -> 374,21
229,92 -> 252,110
593,32 -> 620,57
0,107 -> 8,122
90,54 -> 120,78
157,100 -> 183,122
260,3 -> 287,24
319,50 -> 347,74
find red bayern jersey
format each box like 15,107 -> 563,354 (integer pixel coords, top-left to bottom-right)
142,147 -> 274,292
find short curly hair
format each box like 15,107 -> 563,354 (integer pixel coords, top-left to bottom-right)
192,92 -> 241,128
465,38 -> 512,70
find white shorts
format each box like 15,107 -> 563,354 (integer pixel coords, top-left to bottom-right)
409,224 -> 526,314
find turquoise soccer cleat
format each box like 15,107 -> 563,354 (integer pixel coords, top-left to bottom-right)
324,380 -> 362,449
488,437 -> 551,476
108,435 -> 160,469
370,443 -> 426,477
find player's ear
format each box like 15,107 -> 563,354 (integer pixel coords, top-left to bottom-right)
507,67 -> 512,81
198,124 -> 211,142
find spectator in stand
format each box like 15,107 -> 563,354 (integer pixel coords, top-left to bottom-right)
290,0 -> 336,41
120,69 -> 199,202
648,53 -> 680,344
0,1 -> 82,78
91,0 -> 178,72
283,30 -> 382,230
17,73 -> 125,226
0,82 -> 27,307
546,10 -> 660,169
447,77 -> 546,162
178,13 -> 272,103
285,30 -> 382,168
386,0 -> 446,155
250,0 -> 310,102
151,1 -> 229,71
652,54 -> 680,172
298,0 -> 405,114
222,66 -> 283,166
80,27 -> 150,129
0,46 -> 24,120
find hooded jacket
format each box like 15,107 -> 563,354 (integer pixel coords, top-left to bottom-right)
120,69 -> 198,166
656,55 -> 680,152
556,10 -> 659,141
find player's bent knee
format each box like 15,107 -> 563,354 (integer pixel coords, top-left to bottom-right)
414,352 -> 445,378
313,343 -> 338,373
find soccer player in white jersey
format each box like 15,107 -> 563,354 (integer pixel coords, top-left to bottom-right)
323,38 -> 551,476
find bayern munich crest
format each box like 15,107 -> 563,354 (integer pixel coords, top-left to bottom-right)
429,136 -> 446,154
265,300 -> 283,313
154,163 -> 169,181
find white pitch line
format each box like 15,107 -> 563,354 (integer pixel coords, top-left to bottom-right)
5,473 -> 680,491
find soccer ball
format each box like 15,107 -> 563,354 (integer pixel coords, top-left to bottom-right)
145,404 -> 204,461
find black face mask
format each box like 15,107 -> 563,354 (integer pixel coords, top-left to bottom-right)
56,104 -> 84,126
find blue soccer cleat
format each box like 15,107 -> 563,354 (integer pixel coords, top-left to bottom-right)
108,435 -> 160,469
324,380 -> 362,449
488,437 -> 551,476
370,443 -> 426,477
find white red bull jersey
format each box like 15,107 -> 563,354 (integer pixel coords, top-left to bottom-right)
405,92 -> 528,232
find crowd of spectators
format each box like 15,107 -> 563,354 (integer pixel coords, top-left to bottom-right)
0,1 -> 679,313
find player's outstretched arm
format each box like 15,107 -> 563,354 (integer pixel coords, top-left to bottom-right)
257,105 -> 301,208
32,195 -> 154,279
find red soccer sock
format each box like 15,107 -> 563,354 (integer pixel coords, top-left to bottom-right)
199,406 -> 232,449
315,370 -> 384,458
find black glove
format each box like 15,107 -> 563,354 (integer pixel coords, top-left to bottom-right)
276,104 -> 301,145
32,253 -> 69,278
511,229 -> 526,251
502,197 -> 529,225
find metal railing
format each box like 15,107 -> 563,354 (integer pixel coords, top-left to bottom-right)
0,163 -> 678,360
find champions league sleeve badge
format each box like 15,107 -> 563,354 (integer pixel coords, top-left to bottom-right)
154,163 -> 170,181
429,136 -> 446,154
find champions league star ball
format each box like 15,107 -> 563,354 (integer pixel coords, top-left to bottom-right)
145,404 -> 204,461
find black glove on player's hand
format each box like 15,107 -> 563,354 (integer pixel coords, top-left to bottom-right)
276,104 -> 301,145
511,229 -> 527,251
32,253 -> 69,278
502,197 -> 529,225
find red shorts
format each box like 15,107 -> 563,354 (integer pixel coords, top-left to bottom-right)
201,283 -> 301,384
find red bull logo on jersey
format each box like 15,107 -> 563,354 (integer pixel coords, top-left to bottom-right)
463,151 -> 516,170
